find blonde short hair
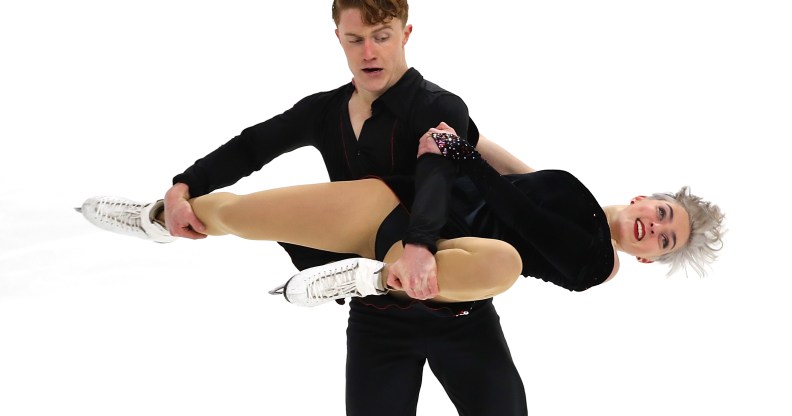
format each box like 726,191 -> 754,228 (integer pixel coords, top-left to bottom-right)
650,186 -> 725,277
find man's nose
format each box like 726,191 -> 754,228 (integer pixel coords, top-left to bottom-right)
363,39 -> 375,60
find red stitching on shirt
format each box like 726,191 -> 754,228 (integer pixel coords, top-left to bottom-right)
340,110 -> 353,174
357,298 -> 472,317
390,120 -> 397,173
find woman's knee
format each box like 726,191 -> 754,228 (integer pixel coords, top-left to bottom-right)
483,240 -> 522,292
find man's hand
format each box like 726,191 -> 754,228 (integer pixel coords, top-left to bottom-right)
386,243 -> 439,300
164,183 -> 207,239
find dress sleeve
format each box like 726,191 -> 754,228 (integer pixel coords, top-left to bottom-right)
171,93 -> 326,197
401,154 -> 457,253
400,93 -> 471,252
433,133 -> 610,288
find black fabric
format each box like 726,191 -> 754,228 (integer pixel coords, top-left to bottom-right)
383,145 -> 614,292
173,68 -> 478,197
401,154 -> 457,253
374,205 -> 410,261
346,298 -> 527,416
172,67 -> 480,280
455,155 -> 614,291
404,133 -> 613,291
170,68 -> 525,414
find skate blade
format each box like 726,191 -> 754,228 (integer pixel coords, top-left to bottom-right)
268,284 -> 286,295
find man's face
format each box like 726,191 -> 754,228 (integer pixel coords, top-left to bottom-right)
335,8 -> 412,97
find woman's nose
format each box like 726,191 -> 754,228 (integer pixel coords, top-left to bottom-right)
650,222 -> 664,234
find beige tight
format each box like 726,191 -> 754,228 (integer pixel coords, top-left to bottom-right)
189,179 -> 522,302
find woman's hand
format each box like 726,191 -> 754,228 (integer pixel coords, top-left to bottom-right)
417,122 -> 457,157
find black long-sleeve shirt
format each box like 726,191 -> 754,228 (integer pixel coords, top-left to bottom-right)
172,68 -> 479,270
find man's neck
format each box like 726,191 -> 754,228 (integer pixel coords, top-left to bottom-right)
353,66 -> 409,107
354,88 -> 379,108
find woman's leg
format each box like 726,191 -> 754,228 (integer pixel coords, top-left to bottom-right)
382,237 -> 523,302
188,179 -> 400,260
187,178 -> 521,302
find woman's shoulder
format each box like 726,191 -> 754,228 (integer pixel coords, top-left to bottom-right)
507,169 -> 597,204
507,168 -> 581,183
511,169 -> 615,291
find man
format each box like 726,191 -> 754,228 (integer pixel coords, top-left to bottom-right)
157,1 -> 529,414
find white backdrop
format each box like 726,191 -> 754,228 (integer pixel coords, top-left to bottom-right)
2,1 -> 790,415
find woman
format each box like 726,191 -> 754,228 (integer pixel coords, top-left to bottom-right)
78,126 -> 725,307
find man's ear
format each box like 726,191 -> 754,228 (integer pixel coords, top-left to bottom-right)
402,24 -> 413,46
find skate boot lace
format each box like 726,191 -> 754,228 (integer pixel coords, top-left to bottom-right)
305,261 -> 377,302
95,198 -> 145,233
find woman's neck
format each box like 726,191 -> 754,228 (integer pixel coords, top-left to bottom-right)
602,205 -> 627,252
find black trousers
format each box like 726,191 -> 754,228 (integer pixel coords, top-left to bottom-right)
346,297 -> 528,416
280,241 -> 528,416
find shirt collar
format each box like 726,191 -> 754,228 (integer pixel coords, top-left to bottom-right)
371,67 -> 423,120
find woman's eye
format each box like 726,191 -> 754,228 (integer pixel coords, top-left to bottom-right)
661,235 -> 669,249
658,207 -> 666,220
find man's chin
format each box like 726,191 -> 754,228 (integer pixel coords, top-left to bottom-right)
354,75 -> 389,93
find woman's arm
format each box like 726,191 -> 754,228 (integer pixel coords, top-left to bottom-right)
430,131 -> 614,291
475,134 -> 535,175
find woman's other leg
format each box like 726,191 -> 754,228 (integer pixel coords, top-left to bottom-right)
382,237 -> 523,302
189,179 -> 399,260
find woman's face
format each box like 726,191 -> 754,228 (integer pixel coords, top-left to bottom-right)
615,196 -> 691,260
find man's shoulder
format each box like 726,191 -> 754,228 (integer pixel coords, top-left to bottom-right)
405,69 -> 465,105
411,77 -> 467,110
399,68 -> 457,97
415,75 -> 458,97
294,82 -> 352,107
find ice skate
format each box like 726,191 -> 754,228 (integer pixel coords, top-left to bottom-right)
269,258 -> 387,306
77,197 -> 175,243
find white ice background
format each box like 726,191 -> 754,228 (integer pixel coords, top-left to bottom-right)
1,1 -> 790,415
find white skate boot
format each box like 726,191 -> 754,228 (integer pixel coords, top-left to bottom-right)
77,197 -> 175,243
269,258 -> 387,306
